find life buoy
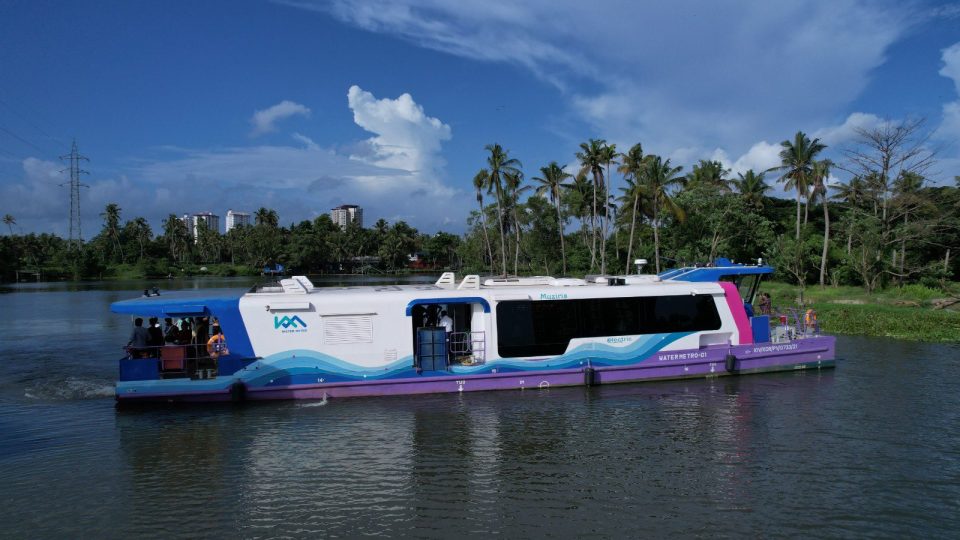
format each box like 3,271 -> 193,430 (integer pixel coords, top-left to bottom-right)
804,309 -> 818,328
207,334 -> 228,356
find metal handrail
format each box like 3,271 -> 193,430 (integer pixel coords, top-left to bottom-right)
122,344 -> 231,361
449,331 -> 486,364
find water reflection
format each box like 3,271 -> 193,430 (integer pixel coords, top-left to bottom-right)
2,280 -> 959,538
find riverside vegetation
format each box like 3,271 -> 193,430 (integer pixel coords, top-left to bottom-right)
3,122 -> 958,340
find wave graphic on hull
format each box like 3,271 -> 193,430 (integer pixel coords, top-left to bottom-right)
240,333 -> 691,388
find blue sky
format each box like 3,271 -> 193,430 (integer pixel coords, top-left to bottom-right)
2,0 -> 959,236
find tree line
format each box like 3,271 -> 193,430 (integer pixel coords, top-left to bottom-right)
0,207 -> 461,280
460,119 -> 959,291
2,118 -> 958,290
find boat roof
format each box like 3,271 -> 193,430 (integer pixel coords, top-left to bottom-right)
657,257 -> 773,282
110,259 -> 772,315
110,288 -> 245,317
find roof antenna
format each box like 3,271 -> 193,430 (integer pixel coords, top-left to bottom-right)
634,259 -> 647,275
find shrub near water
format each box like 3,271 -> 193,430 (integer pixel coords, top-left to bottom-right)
759,281 -> 960,343
896,284 -> 941,302
817,304 -> 960,342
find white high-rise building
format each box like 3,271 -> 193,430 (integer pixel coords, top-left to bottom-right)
182,212 -> 220,241
331,204 -> 363,230
225,209 -> 251,233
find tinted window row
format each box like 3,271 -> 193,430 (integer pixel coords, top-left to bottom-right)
496,295 -> 722,358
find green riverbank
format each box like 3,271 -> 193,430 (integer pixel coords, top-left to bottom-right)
761,282 -> 960,343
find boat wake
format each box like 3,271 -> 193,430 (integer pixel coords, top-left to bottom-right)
24,376 -> 115,401
297,394 -> 329,408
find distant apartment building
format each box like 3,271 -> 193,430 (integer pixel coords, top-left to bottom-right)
181,212 -> 220,241
331,204 -> 363,230
225,209 -> 251,233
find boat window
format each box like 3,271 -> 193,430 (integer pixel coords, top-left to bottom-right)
496,295 -> 721,358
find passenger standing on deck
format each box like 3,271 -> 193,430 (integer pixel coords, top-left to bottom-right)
439,309 -> 453,361
196,317 -> 210,346
206,325 -> 228,358
439,310 -> 453,333
757,292 -> 772,315
177,320 -> 193,346
147,317 -> 163,355
194,317 -> 210,359
163,317 -> 178,343
127,318 -> 150,358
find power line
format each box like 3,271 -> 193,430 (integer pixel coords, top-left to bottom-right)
0,124 -> 50,155
0,96 -> 64,149
60,140 -> 89,250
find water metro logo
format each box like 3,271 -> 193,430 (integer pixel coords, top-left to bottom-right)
274,315 -> 308,334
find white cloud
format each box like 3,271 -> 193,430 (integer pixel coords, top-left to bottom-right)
250,100 -> 311,136
3,87 -> 461,235
940,42 -> 960,94
813,113 -> 886,146
346,85 -> 452,196
302,0 -> 908,156
937,42 -> 960,145
712,141 -> 782,177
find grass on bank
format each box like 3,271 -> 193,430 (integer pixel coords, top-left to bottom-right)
761,281 -> 960,343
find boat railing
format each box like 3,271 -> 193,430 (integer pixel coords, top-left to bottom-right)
449,331 -> 486,365
122,344 -> 227,379
770,307 -> 821,343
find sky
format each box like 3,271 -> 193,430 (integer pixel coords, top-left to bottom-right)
1,0 -> 960,237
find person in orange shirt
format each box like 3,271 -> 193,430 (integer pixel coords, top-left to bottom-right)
206,324 -> 228,358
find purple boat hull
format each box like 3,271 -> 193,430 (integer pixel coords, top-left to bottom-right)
118,336 -> 835,404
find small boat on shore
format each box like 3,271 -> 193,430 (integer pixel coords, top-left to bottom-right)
110,260 -> 836,403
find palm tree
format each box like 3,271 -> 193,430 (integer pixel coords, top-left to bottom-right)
731,170 -> 771,210
772,131 -> 826,240
472,169 -> 495,274
132,217 -> 151,262
617,143 -> 646,274
686,160 -> 732,193
485,143 -> 521,276
599,142 -> 617,274
2,214 -> 15,235
645,156 -> 685,273
162,214 -> 189,263
100,203 -> 124,263
533,161 -> 572,274
810,160 -> 833,286
576,139 -> 607,271
831,176 -> 870,255
833,176 -> 870,209
504,171 -> 530,275
893,171 -> 926,283
254,207 -> 279,228
566,171 -> 594,252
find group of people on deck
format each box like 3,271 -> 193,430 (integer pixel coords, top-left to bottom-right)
126,316 -> 227,358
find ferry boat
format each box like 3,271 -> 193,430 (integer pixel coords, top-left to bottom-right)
110,260 -> 836,403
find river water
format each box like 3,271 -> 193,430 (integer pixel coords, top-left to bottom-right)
1,278 -> 958,538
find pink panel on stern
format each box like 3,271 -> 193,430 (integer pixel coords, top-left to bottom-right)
718,281 -> 753,345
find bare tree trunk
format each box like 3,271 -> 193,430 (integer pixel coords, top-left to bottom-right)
513,207 -> 521,276
820,200 -> 830,287
590,179 -> 597,271
653,203 -> 661,273
494,194 -> 507,276
847,222 -> 853,254
899,213 -> 908,286
555,198 -> 566,275
945,248 -> 950,273
477,199 -> 494,275
625,193 -> 638,274
601,167 -> 609,275
795,191 -> 801,240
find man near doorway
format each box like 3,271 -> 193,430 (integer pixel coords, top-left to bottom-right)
439,309 -> 453,363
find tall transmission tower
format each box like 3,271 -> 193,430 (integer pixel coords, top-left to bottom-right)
59,139 -> 89,251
